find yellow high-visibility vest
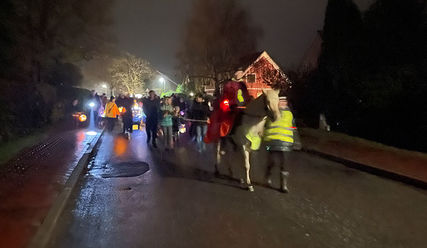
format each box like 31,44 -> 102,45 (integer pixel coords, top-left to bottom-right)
263,109 -> 294,144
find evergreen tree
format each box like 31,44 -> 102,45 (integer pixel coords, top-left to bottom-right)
318,0 -> 364,131
315,0 -> 427,150
360,0 -> 427,149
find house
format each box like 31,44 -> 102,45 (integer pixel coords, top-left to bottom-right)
204,51 -> 289,98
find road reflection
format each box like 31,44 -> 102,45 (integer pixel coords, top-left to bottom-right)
114,135 -> 129,157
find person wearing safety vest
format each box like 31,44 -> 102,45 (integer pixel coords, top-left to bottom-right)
104,96 -> 121,132
263,96 -> 300,193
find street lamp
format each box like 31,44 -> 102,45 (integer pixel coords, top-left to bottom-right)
101,83 -> 113,97
159,77 -> 165,93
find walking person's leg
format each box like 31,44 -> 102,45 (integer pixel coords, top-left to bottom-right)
196,124 -> 202,151
108,118 -> 115,132
128,115 -> 133,133
105,118 -> 109,132
279,152 -> 290,193
190,124 -> 196,142
151,121 -> 158,147
146,121 -> 152,144
167,126 -> 173,149
201,124 -> 207,151
112,118 -> 117,132
161,126 -> 167,148
127,117 -> 132,133
265,151 -> 276,187
123,116 -> 129,133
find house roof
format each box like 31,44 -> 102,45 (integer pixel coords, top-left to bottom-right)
237,52 -> 264,71
235,51 -> 284,79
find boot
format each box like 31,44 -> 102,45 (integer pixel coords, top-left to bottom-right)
280,171 -> 290,193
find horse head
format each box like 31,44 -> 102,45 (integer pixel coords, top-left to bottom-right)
244,89 -> 280,122
262,88 -> 281,122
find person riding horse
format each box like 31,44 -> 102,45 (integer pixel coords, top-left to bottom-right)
206,80 -> 281,192
204,80 -> 250,144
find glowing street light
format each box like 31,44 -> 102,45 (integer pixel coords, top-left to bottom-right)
159,77 -> 165,92
101,84 -> 107,89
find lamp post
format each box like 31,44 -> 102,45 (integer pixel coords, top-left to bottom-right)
101,83 -> 113,97
159,77 -> 166,94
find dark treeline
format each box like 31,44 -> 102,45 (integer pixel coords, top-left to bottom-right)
0,0 -> 114,142
291,0 -> 427,152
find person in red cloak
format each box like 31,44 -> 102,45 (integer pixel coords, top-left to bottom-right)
204,80 -> 251,143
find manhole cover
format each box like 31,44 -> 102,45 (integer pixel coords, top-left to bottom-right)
101,161 -> 149,178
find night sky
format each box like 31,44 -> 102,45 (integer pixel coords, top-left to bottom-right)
113,0 -> 372,77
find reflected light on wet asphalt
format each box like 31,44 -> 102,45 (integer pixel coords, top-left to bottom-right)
86,131 -> 98,136
114,136 -> 128,156
76,130 -> 86,143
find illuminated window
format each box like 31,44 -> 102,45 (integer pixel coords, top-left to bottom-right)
247,74 -> 256,83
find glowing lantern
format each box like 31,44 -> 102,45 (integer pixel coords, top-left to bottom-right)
179,124 -> 186,133
118,107 -> 126,113
220,99 -> 230,112
78,114 -> 87,122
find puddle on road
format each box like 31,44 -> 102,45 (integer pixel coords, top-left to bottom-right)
90,161 -> 149,178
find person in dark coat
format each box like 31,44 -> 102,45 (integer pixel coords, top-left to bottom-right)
118,94 -> 134,134
142,90 -> 160,148
178,97 -> 187,114
189,93 -> 211,151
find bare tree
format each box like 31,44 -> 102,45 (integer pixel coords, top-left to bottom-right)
109,53 -> 154,95
177,0 -> 261,91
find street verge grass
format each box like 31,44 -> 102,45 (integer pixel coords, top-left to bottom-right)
0,129 -> 50,166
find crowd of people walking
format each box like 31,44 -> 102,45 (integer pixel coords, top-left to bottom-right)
86,89 -> 212,151
84,86 -> 299,193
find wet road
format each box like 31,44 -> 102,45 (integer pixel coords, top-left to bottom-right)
48,130 -> 427,248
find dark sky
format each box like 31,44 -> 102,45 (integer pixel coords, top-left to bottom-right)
113,0 -> 372,77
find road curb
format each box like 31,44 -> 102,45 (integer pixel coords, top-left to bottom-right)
28,130 -> 104,248
301,148 -> 427,189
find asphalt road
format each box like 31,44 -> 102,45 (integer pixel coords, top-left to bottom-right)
47,130 -> 427,248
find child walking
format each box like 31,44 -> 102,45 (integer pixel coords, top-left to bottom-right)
160,96 -> 174,150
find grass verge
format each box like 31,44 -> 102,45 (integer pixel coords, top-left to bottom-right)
0,129 -> 50,165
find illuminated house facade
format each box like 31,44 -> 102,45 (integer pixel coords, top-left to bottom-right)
204,51 -> 288,98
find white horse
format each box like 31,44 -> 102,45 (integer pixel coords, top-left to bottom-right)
214,89 -> 281,191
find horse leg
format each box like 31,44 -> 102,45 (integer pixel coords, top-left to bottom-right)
243,145 -> 254,192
